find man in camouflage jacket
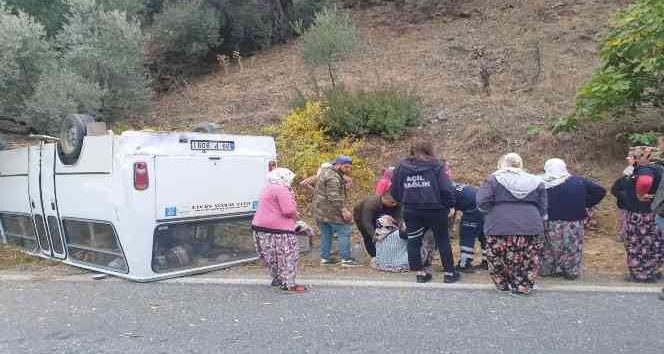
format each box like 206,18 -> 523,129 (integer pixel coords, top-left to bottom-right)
313,156 -> 360,266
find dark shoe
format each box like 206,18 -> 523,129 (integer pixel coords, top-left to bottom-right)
478,260 -> 489,270
659,289 -> 664,301
563,273 -> 579,281
270,278 -> 282,287
456,261 -> 475,273
416,273 -> 432,283
320,258 -> 338,265
443,271 -> 461,284
340,258 -> 362,267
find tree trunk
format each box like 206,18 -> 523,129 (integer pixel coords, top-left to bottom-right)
270,0 -> 292,44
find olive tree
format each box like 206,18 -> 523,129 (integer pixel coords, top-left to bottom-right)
57,0 -> 151,125
0,2 -> 54,119
300,6 -> 359,88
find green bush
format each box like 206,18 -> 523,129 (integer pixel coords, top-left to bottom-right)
321,87 -> 422,139
147,0 -> 223,76
57,0 -> 151,125
290,0 -> 329,32
301,6 -> 359,87
559,0 -> 664,132
0,2 -> 55,119
22,68 -> 103,133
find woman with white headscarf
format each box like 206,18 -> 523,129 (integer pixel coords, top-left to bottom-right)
476,153 -> 547,295
252,168 -> 306,293
539,158 -> 606,280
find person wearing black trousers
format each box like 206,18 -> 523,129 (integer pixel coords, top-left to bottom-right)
391,141 -> 460,283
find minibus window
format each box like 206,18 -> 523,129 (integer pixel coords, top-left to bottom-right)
0,213 -> 38,251
47,216 -> 65,255
152,215 -> 256,273
63,219 -> 128,273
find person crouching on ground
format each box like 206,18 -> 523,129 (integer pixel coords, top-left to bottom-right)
353,192 -> 402,258
251,168 -> 306,293
539,158 -> 606,280
391,142 -> 460,283
477,153 -> 547,295
452,182 -> 488,272
313,156 -> 361,266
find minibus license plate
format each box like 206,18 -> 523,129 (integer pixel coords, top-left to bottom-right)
190,140 -> 235,151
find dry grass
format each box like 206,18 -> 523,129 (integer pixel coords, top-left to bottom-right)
148,0 -> 631,275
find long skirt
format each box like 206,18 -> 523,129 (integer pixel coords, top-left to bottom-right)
624,211 -> 663,281
253,230 -> 299,287
539,220 -> 585,278
486,235 -> 542,294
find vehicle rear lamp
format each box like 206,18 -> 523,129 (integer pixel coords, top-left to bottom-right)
133,162 -> 149,190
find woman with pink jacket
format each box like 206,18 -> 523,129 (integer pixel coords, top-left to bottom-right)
252,168 -> 306,293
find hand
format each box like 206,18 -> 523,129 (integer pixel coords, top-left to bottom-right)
341,208 -> 352,223
638,194 -> 654,202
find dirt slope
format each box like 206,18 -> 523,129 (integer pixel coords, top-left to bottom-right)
150,0 -> 632,274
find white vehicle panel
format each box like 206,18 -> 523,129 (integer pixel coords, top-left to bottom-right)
0,147 -> 30,176
154,156 -> 267,220
56,174 -> 118,223
0,176 -> 30,214
56,135 -> 113,173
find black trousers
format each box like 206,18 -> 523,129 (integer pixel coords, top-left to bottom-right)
353,215 -> 376,257
404,209 -> 455,273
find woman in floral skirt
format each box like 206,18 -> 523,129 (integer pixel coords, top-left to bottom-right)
252,168 -> 306,293
476,153 -> 548,295
615,146 -> 663,282
538,158 -> 606,280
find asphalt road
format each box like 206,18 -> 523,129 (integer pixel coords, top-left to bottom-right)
0,280 -> 663,354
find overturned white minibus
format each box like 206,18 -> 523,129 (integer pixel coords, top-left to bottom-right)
0,115 -> 276,281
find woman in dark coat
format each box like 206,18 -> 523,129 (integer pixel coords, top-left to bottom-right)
476,153 -> 547,295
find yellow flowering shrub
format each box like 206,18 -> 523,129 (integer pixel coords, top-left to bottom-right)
272,102 -> 374,207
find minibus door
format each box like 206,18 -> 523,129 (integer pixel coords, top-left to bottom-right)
28,144 -> 51,256
28,142 -> 66,259
41,143 -> 66,259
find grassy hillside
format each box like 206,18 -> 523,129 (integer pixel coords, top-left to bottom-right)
150,0 -> 630,273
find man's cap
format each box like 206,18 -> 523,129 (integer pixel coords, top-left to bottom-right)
333,155 -> 353,165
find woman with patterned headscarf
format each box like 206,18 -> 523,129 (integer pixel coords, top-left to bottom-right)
476,153 -> 548,295
617,146 -> 663,282
252,168 -> 306,293
539,158 -> 606,280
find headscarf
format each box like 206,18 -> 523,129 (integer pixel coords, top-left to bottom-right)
629,146 -> 661,164
492,153 -> 542,199
373,214 -> 399,242
266,167 -> 295,187
540,158 -> 571,189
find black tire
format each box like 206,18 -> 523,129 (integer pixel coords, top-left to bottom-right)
57,114 -> 95,165
192,122 -> 220,134
0,134 -> 7,150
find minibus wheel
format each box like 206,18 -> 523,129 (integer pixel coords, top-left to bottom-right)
57,114 -> 95,165
192,122 -> 220,134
